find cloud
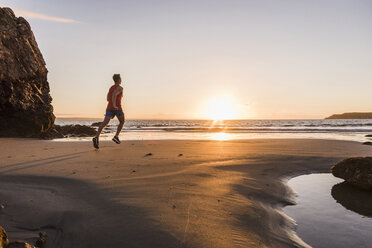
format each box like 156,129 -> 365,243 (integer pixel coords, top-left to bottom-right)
11,7 -> 79,23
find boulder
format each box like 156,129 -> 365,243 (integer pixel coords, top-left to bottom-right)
0,7 -> 55,137
55,124 -> 96,137
331,157 -> 372,190
39,126 -> 65,139
0,226 -> 9,248
366,134 -> 372,137
363,141 -> 372,146
91,122 -> 102,127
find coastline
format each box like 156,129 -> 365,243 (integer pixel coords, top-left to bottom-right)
0,139 -> 371,247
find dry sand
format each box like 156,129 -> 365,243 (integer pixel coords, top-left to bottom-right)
0,138 -> 371,248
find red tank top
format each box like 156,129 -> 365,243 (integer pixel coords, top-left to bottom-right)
107,84 -> 123,110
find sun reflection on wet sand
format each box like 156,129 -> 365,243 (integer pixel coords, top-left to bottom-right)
210,132 -> 231,141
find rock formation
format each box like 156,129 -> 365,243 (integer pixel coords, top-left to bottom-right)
0,226 -> 36,248
0,226 -> 9,248
331,157 -> 372,191
7,241 -> 35,248
55,124 -> 97,137
91,122 -> 102,127
325,112 -> 372,119
0,7 -> 55,137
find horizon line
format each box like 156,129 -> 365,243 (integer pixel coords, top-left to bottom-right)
55,117 -> 329,121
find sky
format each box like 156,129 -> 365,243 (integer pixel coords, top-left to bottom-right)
1,0 -> 371,119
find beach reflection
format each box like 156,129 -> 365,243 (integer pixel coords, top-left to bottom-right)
284,174 -> 372,248
331,181 -> 372,218
210,132 -> 231,141
54,131 -> 368,142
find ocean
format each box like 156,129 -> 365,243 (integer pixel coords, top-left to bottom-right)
54,119 -> 372,143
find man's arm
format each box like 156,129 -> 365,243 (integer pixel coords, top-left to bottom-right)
112,86 -> 123,109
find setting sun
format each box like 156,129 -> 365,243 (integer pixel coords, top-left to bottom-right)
203,96 -> 239,120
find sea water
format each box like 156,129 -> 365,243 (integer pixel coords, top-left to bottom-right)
284,174 -> 372,248
54,119 -> 372,142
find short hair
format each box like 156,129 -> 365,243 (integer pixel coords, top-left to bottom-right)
113,74 -> 121,83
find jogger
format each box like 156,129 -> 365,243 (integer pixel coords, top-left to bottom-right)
93,74 -> 124,149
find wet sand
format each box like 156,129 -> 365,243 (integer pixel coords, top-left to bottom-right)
0,139 -> 371,248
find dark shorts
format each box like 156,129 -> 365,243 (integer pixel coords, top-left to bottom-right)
105,109 -> 124,119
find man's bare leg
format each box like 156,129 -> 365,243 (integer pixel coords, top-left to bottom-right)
96,116 -> 111,138
115,114 -> 125,138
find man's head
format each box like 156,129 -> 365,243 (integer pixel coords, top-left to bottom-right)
113,74 -> 121,84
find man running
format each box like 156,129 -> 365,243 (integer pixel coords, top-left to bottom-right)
92,74 -> 124,149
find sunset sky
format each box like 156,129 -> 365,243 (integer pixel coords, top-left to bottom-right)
1,0 -> 372,119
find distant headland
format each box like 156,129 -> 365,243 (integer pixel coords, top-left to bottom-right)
325,112 -> 372,119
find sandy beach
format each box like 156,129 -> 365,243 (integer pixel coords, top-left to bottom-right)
0,138 -> 371,248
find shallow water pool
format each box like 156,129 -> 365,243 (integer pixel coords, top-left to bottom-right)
284,173 -> 372,248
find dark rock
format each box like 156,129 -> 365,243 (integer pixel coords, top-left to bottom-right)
144,153 -> 152,157
366,134 -> 372,137
331,181 -> 372,218
54,124 -> 96,137
8,241 -> 35,248
0,7 -> 55,138
363,141 -> 372,146
331,157 -> 372,190
91,122 -> 102,127
39,126 -> 64,139
178,154 -> 183,157
325,112 -> 372,119
0,226 -> 9,248
35,232 -> 47,248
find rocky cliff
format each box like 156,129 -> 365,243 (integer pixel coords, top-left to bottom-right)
0,7 -> 55,137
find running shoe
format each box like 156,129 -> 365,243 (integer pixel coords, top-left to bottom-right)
92,137 -> 99,149
112,136 -> 121,144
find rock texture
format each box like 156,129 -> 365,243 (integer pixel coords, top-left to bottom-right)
325,112 -> 372,119
7,241 -> 35,248
91,122 -> 102,127
331,157 -> 372,190
0,226 -> 37,248
55,124 -> 96,137
0,7 -> 55,137
0,226 -> 9,248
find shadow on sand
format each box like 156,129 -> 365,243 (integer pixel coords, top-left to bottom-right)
0,175 -> 179,248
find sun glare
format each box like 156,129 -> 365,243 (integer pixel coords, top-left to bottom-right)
203,96 -> 239,120
210,132 -> 231,141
